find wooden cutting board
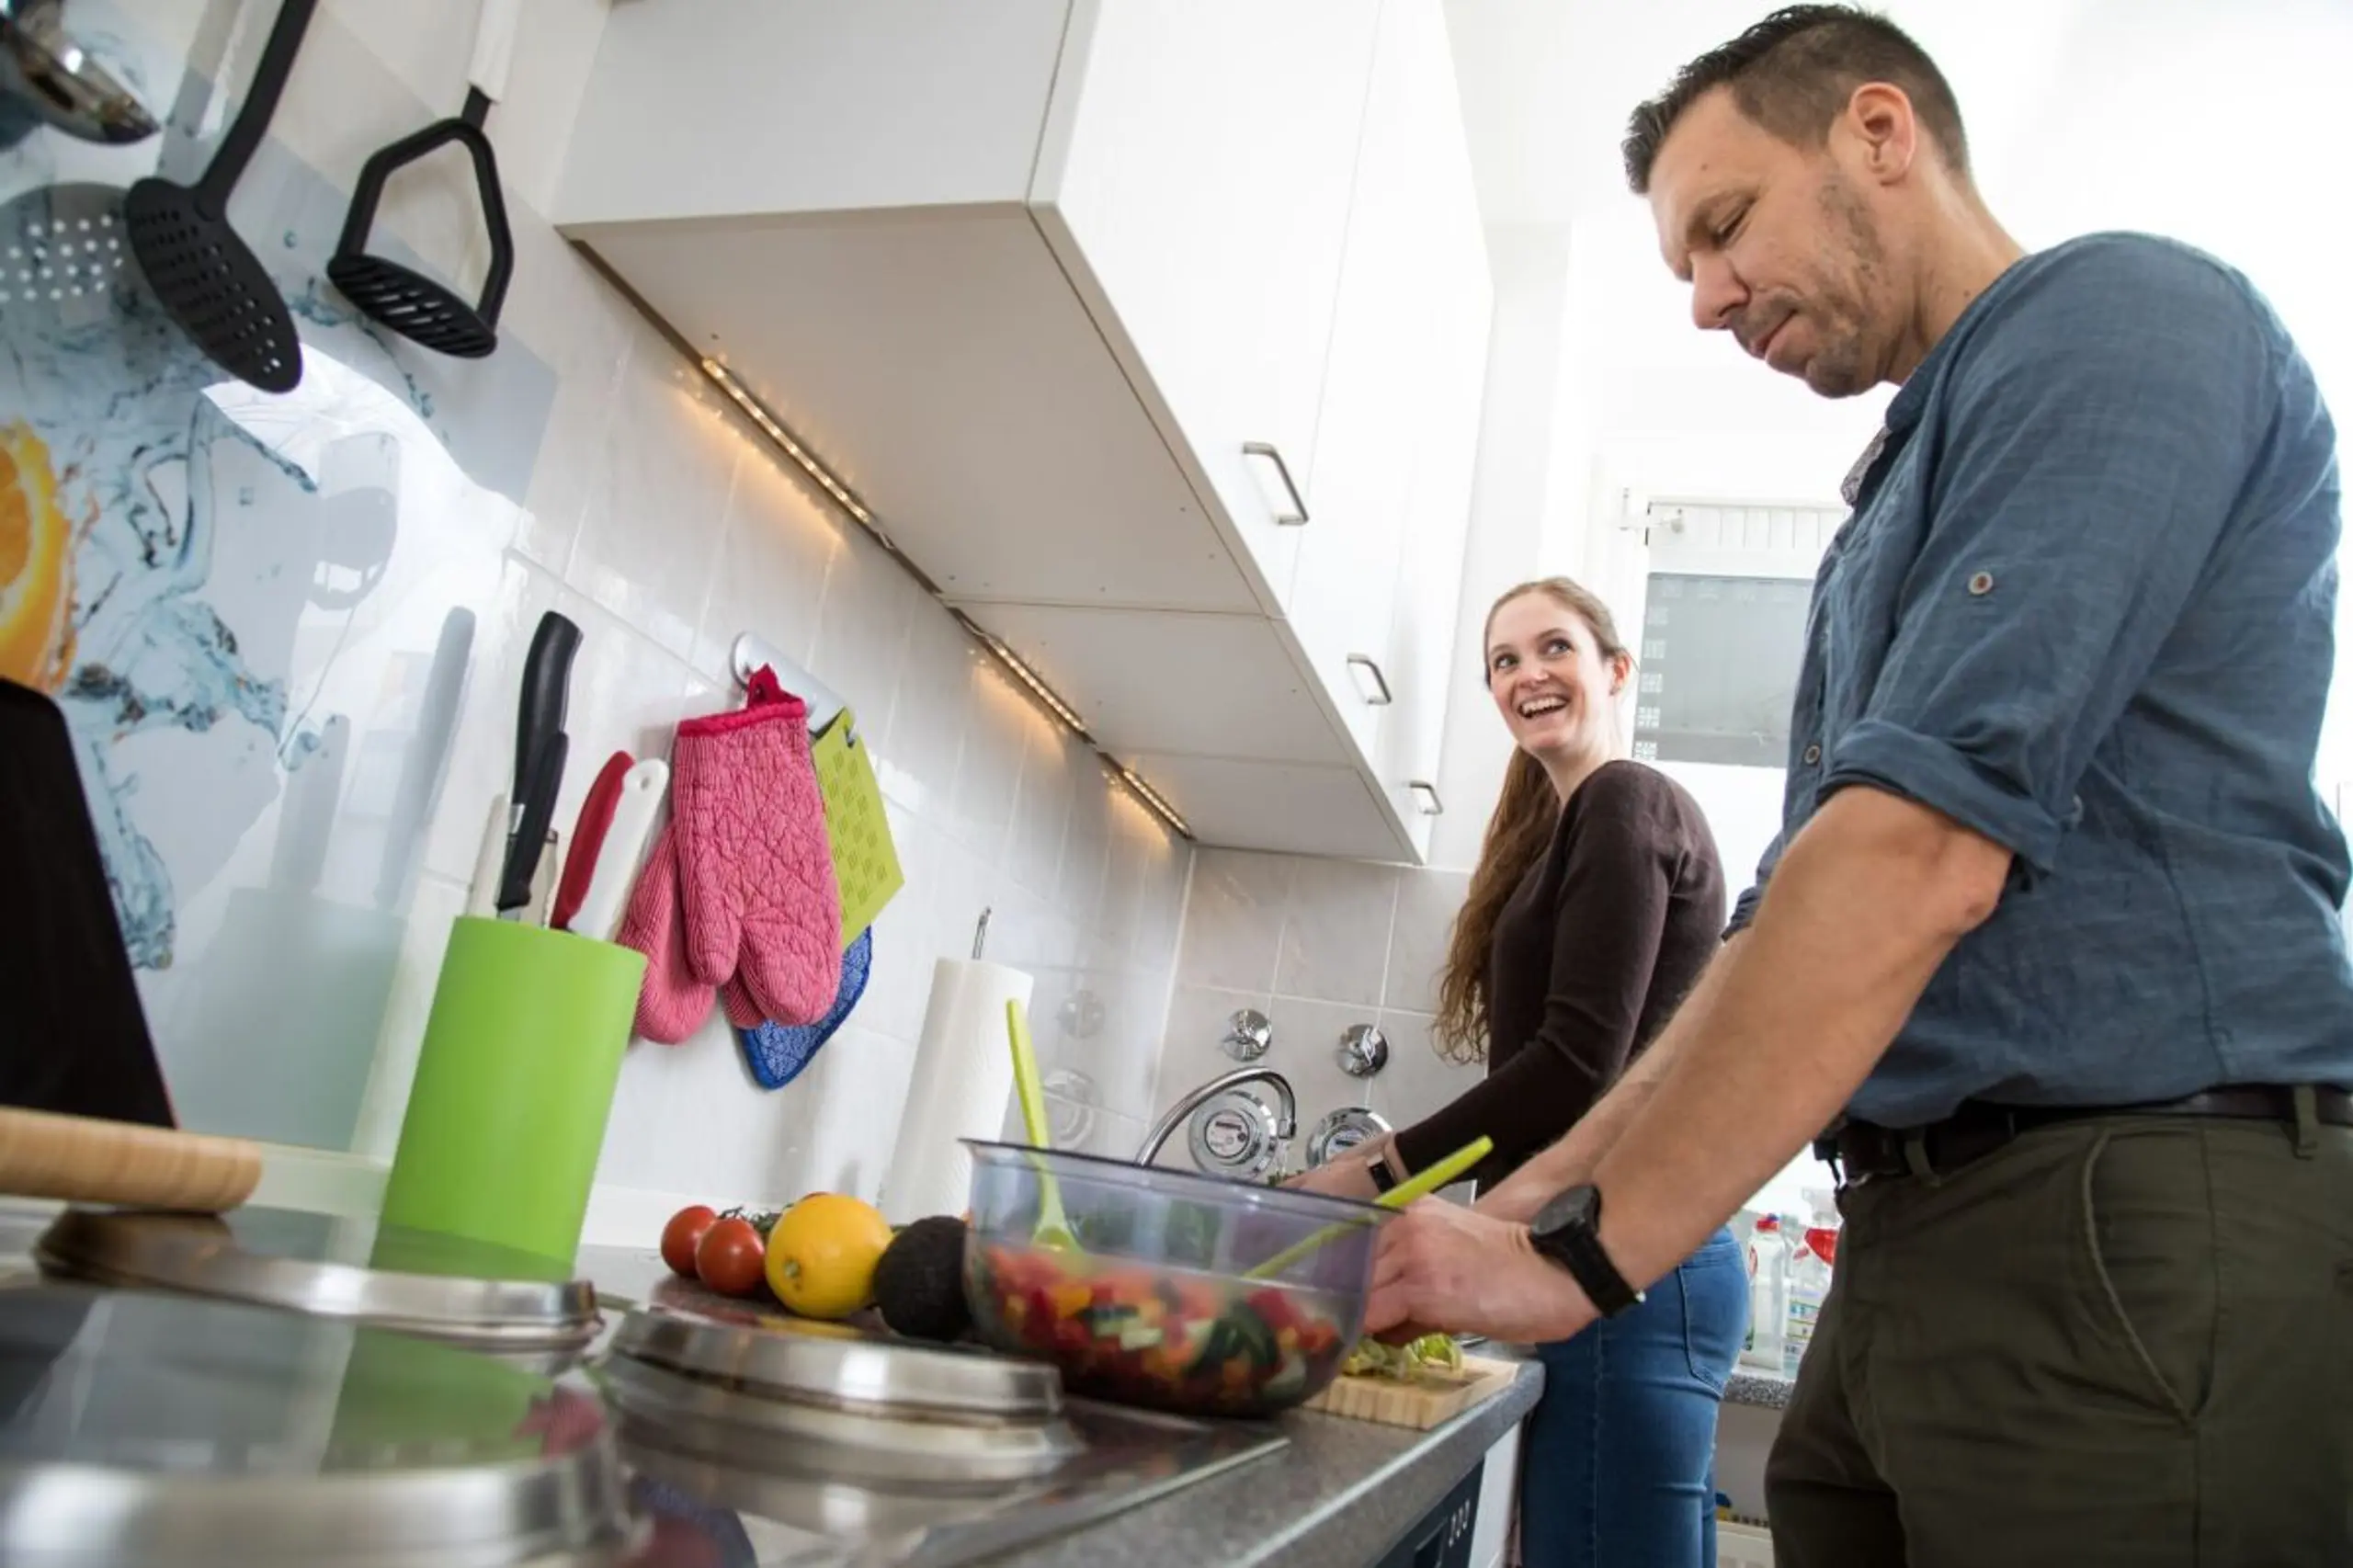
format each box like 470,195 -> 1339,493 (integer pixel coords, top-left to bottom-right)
1303,1354 -> 1519,1429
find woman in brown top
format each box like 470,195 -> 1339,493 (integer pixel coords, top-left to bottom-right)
1294,576 -> 1747,1568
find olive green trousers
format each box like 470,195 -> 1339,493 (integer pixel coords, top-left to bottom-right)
1767,1113 -> 2353,1567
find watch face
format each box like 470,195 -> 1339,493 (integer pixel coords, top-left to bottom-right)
1533,1184 -> 1600,1239
1529,1184 -> 1642,1317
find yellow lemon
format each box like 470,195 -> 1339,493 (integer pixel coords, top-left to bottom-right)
765,1194 -> 894,1320
0,422 -> 78,692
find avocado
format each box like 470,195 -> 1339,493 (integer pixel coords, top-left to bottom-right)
872,1215 -> 972,1342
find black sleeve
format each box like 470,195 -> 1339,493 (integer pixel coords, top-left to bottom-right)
1390,768 -> 1680,1189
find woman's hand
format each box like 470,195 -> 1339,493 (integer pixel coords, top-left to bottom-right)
1284,1158 -> 1381,1202
1281,1133 -> 1399,1202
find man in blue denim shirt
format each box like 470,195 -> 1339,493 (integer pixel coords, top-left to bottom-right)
1364,7 -> 2353,1562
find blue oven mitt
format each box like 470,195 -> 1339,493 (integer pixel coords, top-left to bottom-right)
735,926 -> 871,1090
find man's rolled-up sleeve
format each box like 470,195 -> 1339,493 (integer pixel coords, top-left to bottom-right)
1824,254 -> 2280,877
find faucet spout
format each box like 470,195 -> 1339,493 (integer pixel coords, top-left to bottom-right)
1136,1067 -> 1298,1166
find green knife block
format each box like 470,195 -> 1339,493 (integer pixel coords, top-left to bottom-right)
380,916 -> 646,1267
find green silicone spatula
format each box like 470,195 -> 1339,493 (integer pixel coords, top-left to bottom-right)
1005,997 -> 1074,1249
1244,1135 -> 1493,1280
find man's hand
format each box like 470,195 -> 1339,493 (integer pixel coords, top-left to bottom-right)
1362,1199 -> 1597,1346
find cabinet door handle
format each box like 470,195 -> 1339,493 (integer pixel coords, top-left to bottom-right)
1346,654 -> 1392,706
1408,780 -> 1443,816
1242,441 -> 1309,526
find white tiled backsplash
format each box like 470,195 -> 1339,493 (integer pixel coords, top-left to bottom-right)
1154,849 -> 1480,1172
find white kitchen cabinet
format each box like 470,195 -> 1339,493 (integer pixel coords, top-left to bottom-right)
1282,0 -> 1426,764
1120,752 -> 1397,860
1035,0 -> 1381,611
1380,163 -> 1490,855
1345,0 -> 1493,857
1469,1423 -> 1525,1568
557,0 -> 1488,864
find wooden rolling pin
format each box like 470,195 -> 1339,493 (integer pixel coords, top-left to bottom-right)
0,1107 -> 261,1211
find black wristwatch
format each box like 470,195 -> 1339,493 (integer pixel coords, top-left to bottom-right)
1365,1147 -> 1402,1194
1529,1184 -> 1644,1318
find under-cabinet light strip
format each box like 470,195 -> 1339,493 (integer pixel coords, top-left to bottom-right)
633,309 -> 1191,840
958,617 -> 1091,735
700,358 -> 876,528
956,612 -> 1193,840
1116,767 -> 1190,836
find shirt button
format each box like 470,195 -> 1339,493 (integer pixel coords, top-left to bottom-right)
1967,571 -> 1995,596
1803,744 -> 1823,766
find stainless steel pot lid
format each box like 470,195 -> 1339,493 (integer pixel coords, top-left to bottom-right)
610,1303 -> 1063,1423
602,1352 -> 1083,1487
33,1207 -> 600,1352
0,1284 -> 637,1566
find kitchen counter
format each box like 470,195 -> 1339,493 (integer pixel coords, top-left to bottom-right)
1726,1366 -> 1796,1410
0,1218 -> 1540,1568
580,1243 -> 1543,1567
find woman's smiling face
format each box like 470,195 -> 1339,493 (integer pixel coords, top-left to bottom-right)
1483,588 -> 1628,770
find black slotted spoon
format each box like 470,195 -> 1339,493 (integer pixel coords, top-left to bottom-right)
326,0 -> 518,358
124,0 -> 315,394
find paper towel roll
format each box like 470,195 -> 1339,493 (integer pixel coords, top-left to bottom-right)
881,958 -> 1032,1224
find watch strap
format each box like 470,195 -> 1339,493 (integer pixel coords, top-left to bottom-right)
1531,1187 -> 1644,1318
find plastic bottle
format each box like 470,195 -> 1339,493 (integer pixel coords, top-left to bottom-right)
1782,1189 -> 1840,1376
1739,1213 -> 1788,1371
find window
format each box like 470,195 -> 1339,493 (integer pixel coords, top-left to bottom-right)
1631,573 -> 1813,767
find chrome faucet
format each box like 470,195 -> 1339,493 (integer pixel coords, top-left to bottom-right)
1136,1066 -> 1299,1167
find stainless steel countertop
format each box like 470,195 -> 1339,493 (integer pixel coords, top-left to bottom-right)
581,1244 -> 1546,1568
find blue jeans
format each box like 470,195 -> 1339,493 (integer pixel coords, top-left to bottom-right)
1518,1226 -> 1748,1568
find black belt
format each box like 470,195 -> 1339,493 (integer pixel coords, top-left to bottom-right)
1817,1085 -> 2353,1183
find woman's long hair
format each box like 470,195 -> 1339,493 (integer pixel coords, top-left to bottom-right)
1433,576 -> 1631,1064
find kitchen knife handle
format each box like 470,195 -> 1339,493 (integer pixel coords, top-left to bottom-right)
573,758 -> 669,944
0,1107 -> 262,1211
498,732 -> 569,915
551,750 -> 633,932
508,611 -> 582,814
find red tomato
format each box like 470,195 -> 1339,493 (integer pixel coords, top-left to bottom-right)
660,1206 -> 718,1278
1246,1288 -> 1296,1333
695,1217 -> 767,1297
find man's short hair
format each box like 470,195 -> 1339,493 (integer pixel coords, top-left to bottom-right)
1624,6 -> 1970,195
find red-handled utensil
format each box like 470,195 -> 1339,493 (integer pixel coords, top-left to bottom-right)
552,750 -> 632,932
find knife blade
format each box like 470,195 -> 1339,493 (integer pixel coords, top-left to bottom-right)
498,731 -> 568,918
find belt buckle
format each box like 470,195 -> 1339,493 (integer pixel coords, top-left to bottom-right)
1811,1129 -> 1851,1189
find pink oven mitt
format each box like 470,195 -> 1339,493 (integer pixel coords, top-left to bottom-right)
616,825 -> 713,1045
670,666 -> 842,1026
